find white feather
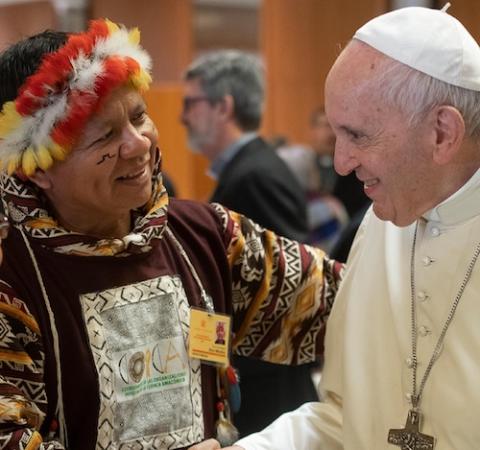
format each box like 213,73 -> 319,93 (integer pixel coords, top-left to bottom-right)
31,94 -> 68,148
0,92 -> 68,163
71,53 -> 104,92
94,30 -> 128,56
95,29 -> 152,72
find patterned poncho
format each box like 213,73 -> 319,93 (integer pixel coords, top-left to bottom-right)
0,163 -> 343,449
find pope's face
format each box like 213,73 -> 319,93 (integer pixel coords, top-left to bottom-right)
33,86 -> 158,229
325,41 -> 437,227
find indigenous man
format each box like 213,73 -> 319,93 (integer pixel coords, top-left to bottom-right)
0,20 -> 342,450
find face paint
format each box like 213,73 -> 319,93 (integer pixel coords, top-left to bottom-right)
96,153 -> 116,165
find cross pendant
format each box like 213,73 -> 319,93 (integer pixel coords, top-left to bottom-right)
388,409 -> 435,450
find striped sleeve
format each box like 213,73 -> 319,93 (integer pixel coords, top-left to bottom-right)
0,280 -> 65,449
212,203 -> 344,365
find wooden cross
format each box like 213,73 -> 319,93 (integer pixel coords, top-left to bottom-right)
388,409 -> 435,450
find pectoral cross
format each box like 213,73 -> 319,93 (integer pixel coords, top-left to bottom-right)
388,410 -> 435,450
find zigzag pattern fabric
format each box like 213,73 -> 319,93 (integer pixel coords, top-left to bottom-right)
0,171 -> 343,448
214,205 -> 341,364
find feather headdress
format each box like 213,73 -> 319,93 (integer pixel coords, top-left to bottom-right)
0,19 -> 152,176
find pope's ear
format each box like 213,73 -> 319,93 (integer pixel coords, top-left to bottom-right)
28,170 -> 52,190
432,105 -> 465,165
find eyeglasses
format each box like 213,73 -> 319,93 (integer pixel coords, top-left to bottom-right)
182,96 -> 210,112
0,214 -> 9,240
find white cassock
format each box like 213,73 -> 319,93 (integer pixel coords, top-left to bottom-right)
236,169 -> 480,449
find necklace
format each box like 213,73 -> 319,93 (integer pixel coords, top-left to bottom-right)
388,221 -> 480,449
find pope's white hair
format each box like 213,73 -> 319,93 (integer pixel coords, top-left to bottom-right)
370,53 -> 480,141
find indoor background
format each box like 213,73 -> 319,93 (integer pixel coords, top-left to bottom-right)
0,0 -> 476,199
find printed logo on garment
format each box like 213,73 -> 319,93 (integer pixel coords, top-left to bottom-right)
81,275 -> 203,449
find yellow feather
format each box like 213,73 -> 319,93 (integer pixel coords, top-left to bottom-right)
0,101 -> 22,137
128,27 -> 141,45
7,154 -> 21,175
36,146 -> 54,171
49,142 -> 67,161
21,148 -> 37,176
132,70 -> 152,92
105,19 -> 119,34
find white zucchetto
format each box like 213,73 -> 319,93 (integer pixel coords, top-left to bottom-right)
353,6 -> 480,91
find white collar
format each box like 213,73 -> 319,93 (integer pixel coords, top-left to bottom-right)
423,168 -> 480,225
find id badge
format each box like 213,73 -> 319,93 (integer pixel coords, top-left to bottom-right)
189,307 -> 231,366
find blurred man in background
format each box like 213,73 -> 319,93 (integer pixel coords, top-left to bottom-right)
277,108 -> 349,252
309,106 -> 337,195
181,50 -> 318,437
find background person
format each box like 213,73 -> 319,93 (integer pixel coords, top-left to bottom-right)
181,50 -> 319,437
308,106 -> 338,195
276,108 -> 350,252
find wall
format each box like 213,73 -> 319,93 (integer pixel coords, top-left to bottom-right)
2,0 -> 480,201
91,0 -> 193,83
260,0 -> 387,145
0,1 -> 56,50
446,0 -> 480,43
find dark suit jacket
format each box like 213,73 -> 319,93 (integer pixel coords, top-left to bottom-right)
210,136 -> 318,436
211,136 -> 308,242
333,171 -> 370,219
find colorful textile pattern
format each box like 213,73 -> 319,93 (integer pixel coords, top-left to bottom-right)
0,280 -> 61,449
213,205 -> 343,364
0,429 -> 63,450
0,166 -> 343,448
0,19 -> 152,176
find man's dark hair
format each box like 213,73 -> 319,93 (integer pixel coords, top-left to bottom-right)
0,30 -> 68,106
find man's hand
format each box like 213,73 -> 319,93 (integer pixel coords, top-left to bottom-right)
188,438 -> 245,450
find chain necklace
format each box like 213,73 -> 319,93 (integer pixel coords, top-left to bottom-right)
388,220 -> 480,449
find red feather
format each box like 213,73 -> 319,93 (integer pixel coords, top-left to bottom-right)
15,20 -> 111,116
51,90 -> 96,147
